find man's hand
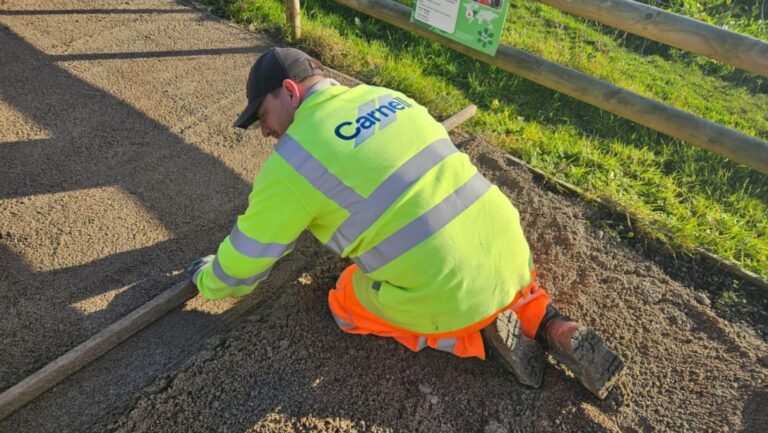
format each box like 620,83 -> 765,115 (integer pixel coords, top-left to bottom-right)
186,255 -> 215,284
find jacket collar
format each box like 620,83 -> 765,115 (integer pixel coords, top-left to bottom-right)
302,78 -> 341,102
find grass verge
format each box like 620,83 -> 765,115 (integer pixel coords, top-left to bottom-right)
195,0 -> 768,280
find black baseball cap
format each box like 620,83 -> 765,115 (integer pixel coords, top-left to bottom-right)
233,47 -> 325,129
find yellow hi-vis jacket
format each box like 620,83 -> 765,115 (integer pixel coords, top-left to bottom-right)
195,80 -> 533,334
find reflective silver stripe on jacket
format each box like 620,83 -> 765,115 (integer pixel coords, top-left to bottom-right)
276,134 -> 490,272
435,337 -> 457,353
212,256 -> 270,287
332,314 -> 357,330
326,138 -> 457,254
276,135 -> 363,216
229,224 -> 295,259
417,336 -> 428,350
416,336 -> 457,353
354,172 -> 492,273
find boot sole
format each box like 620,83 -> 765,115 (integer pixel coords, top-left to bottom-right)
550,326 -> 624,399
484,312 -> 546,388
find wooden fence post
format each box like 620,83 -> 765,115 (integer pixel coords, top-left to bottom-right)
332,0 -> 768,175
284,0 -> 301,39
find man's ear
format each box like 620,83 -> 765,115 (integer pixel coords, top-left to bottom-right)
282,79 -> 302,109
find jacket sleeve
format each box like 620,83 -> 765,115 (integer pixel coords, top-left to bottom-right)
194,158 -> 313,300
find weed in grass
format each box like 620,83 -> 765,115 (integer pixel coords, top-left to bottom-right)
717,290 -> 744,309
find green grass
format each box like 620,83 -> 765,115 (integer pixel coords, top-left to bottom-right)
200,0 -> 768,279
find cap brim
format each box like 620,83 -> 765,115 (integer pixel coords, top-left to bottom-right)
233,96 -> 264,129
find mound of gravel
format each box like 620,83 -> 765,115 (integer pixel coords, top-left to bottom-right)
103,136 -> 768,433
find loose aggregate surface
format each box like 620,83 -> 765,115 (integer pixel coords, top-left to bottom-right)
1,1 -> 766,432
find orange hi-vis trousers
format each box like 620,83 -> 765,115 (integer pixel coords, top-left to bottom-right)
328,264 -> 550,360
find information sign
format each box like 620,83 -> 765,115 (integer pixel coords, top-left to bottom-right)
411,0 -> 509,56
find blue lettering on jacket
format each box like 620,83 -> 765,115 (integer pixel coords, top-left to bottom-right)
334,95 -> 412,147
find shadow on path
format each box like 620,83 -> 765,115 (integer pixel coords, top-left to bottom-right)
0,15 -> 270,431
0,8 -> 198,16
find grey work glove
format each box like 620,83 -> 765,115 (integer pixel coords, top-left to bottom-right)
186,255 -> 215,285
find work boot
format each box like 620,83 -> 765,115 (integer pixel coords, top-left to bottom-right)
482,310 -> 546,388
543,319 -> 624,399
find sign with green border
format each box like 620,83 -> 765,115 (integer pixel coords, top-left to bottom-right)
410,0 -> 509,56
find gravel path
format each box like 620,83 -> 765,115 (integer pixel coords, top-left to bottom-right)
1,1 -> 277,430
1,1 -> 766,432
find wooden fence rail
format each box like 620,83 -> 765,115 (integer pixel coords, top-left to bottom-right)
331,0 -> 768,175
536,0 -> 768,78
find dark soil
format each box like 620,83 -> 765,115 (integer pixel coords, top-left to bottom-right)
101,136 -> 768,433
1,1 -> 766,432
